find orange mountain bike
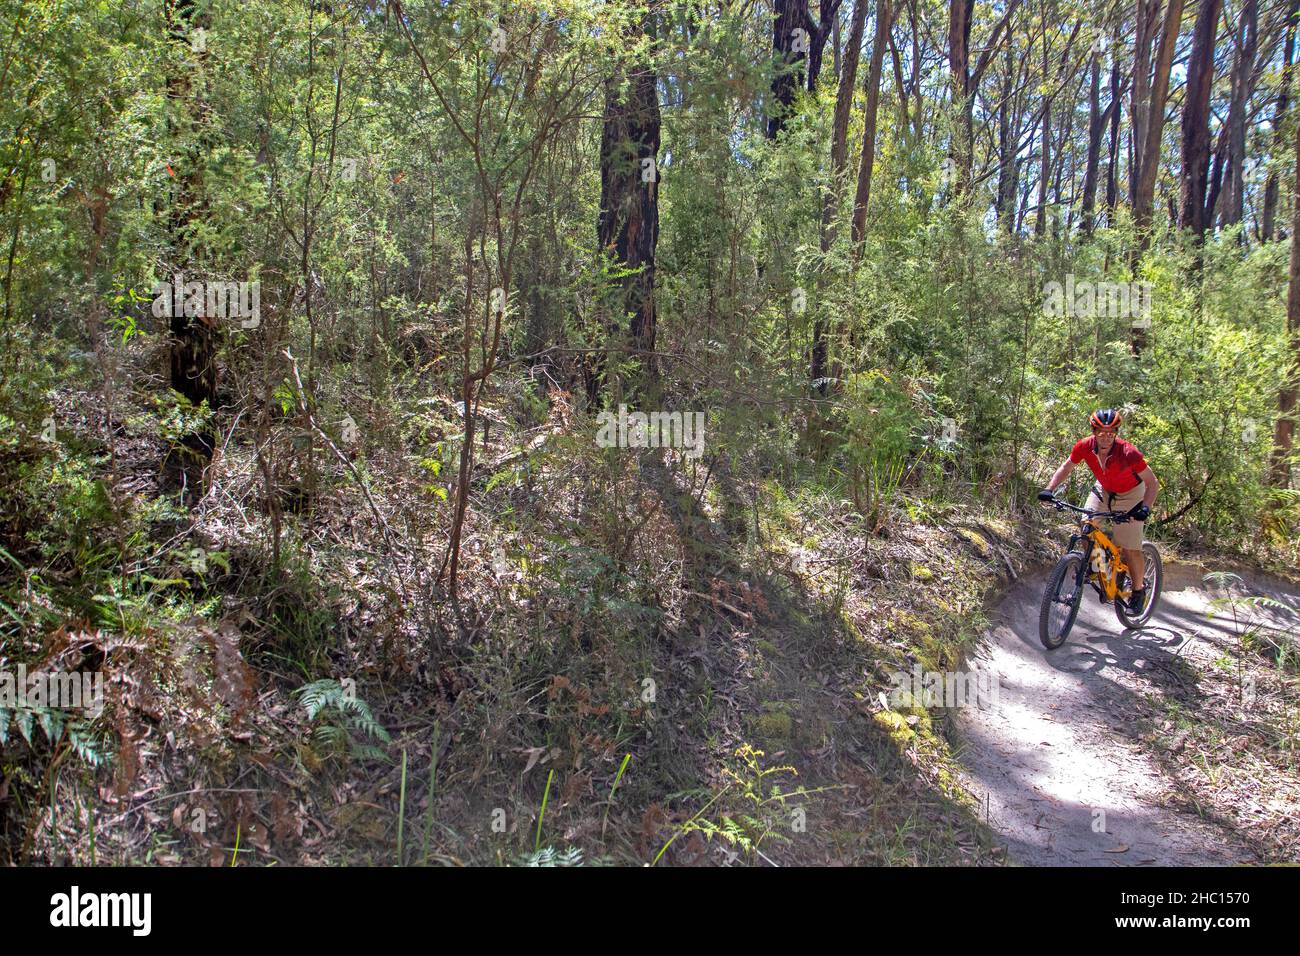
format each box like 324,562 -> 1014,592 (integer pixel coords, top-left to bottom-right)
1038,495 -> 1163,649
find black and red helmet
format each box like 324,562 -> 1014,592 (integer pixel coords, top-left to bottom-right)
1089,408 -> 1122,430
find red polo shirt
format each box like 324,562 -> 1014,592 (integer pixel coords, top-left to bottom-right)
1070,436 -> 1148,494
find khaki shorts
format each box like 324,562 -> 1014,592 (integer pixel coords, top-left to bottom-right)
1084,482 -> 1146,549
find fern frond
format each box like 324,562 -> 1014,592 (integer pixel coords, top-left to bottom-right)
38,707 -> 65,745
15,709 -> 34,746
68,722 -> 110,767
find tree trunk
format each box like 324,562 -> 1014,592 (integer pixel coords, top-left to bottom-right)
1271,101 -> 1300,486
1206,121 -> 1230,226
814,0 -> 869,388
906,0 -> 923,141
1035,19 -> 1052,237
1134,0 -> 1185,239
805,0 -> 845,93
595,26 -> 661,395
947,0 -> 1020,198
1129,0 -> 1157,209
996,42 -> 1020,230
948,0 -> 974,191
1178,0 -> 1221,236
768,0 -> 810,139
1081,46 -> 1105,235
164,0 -> 217,496
826,0 -> 868,231
1221,0 -> 1259,231
1104,35 -> 1123,224
1263,0 -> 1299,241
851,0 -> 892,247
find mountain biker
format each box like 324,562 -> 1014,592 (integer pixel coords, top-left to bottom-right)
1037,408 -> 1161,614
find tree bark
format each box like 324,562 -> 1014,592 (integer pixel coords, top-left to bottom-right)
850,0 -> 892,247
595,23 -> 661,394
768,0 -> 810,138
164,0 -> 217,496
1081,44 -> 1105,235
1271,99 -> 1300,486
1221,0 -> 1259,231
1178,0 -> 1222,236
1104,31 -> 1123,223
1263,0 -> 1299,240
1035,18 -> 1052,236
805,0 -> 845,93
948,0 -> 974,190
1129,0 -> 1158,210
813,0 -> 869,388
947,0 -> 1021,196
996,41 -> 1020,229
1134,0 -> 1185,240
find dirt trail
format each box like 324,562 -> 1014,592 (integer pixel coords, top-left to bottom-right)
954,560 -> 1300,866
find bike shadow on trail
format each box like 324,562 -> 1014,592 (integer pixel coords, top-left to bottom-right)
1044,621 -> 1205,704
953,574 -> 1258,865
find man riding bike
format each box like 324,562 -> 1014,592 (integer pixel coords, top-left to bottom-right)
1037,408 -> 1161,615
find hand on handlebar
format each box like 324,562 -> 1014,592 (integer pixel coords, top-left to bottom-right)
1046,496 -> 1127,521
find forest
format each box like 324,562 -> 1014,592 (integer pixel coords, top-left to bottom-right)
1,0 -> 1297,868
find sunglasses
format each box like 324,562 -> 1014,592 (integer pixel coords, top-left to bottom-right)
1093,428 -> 1118,436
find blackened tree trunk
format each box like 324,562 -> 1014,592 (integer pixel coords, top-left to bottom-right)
805,0 -> 845,93
814,0 -> 869,388
596,23 -> 662,395
768,0 -> 810,138
1178,0 -> 1222,236
164,0 -> 217,494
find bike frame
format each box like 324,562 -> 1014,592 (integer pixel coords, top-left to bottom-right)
1054,500 -> 1134,604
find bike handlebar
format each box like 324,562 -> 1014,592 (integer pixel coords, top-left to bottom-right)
1041,496 -> 1134,522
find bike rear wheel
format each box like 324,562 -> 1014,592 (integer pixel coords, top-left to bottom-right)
1115,542 -> 1162,629
1039,551 -> 1086,649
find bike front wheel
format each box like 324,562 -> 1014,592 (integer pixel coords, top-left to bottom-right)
1040,551 -> 1086,650
1115,542 -> 1162,629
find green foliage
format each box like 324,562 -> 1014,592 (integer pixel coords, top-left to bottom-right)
295,679 -> 392,763
1204,572 -> 1299,675
513,845 -> 609,867
833,370 -> 930,528
658,744 -> 811,865
0,0 -> 1296,868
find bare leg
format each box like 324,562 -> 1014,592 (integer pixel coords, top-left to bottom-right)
1122,547 -> 1144,589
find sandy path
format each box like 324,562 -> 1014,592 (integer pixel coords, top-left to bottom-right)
953,560 -> 1300,866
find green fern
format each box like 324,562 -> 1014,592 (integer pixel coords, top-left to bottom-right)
295,679 -> 391,762
0,707 -> 110,768
15,708 -> 34,746
67,721 -> 110,767
514,846 -> 598,867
